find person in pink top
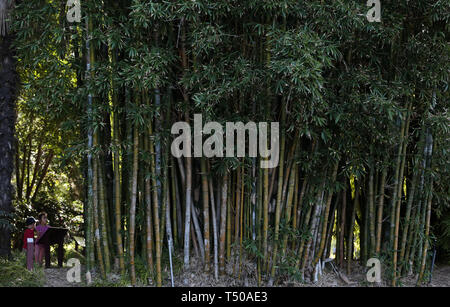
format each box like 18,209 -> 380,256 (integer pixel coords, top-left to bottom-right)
35,212 -> 50,266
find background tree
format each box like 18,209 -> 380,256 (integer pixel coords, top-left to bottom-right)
0,0 -> 17,258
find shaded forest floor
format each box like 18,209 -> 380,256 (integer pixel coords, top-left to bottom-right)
169,257 -> 450,287
42,257 -> 450,287
43,267 -> 77,287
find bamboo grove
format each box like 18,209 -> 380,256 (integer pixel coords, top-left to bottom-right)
12,1 -> 449,286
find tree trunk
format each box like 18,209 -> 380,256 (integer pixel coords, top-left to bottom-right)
201,158 -> 210,272
0,28 -> 17,258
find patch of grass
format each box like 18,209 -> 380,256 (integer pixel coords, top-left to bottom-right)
0,251 -> 45,287
132,249 -> 183,285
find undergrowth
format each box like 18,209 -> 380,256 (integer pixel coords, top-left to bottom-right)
0,251 -> 45,287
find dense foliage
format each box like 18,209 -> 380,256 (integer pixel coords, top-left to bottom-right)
8,0 -> 450,286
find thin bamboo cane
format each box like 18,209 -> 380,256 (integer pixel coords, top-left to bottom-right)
98,161 -> 111,273
393,103 -> 411,286
170,160 -> 179,245
339,189 -> 347,268
293,176 -> 308,251
301,180 -> 325,277
85,15 -> 95,274
191,199 -> 205,260
129,125 -> 139,286
234,166 -> 242,275
312,161 -> 339,269
295,186 -> 313,272
290,167 -> 300,250
144,133 -> 154,272
179,18 -> 192,270
368,158 -> 375,257
219,173 -> 228,274
207,161 -> 219,280
281,164 -> 297,258
226,173 -> 232,261
112,70 -> 125,274
417,179 -> 434,286
93,130 -> 106,278
375,161 -> 388,254
389,114 -> 407,249
148,115 -> 162,286
257,165 -> 263,285
238,166 -> 245,279
270,102 -> 287,279
347,180 -> 359,276
201,158 -> 210,272
324,196 -> 338,261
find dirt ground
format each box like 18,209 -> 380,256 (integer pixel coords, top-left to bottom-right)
169,258 -> 450,287
43,267 -> 79,287
43,259 -> 450,287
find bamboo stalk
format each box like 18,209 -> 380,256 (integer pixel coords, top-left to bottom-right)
85,20 -> 95,271
375,161 -> 388,254
234,166 -> 242,275
191,199 -> 205,260
149,117 -> 162,286
226,174 -> 232,261
301,179 -> 325,277
112,74 -> 125,274
93,132 -> 106,279
144,135 -> 154,272
201,158 -> 210,272
166,186 -> 175,287
219,173 -> 228,275
347,179 -> 359,276
129,125 -> 139,286
417,179 -> 433,286
257,165 -> 263,285
368,157 -> 375,257
389,113 -> 407,250
207,161 -> 219,280
338,189 -> 347,268
295,187 -> 313,272
290,167 -> 300,250
313,161 -> 339,269
98,161 -> 111,273
281,164 -> 297,257
393,103 -> 411,286
171,159 -> 179,246
238,166 -> 245,279
293,175 -> 308,251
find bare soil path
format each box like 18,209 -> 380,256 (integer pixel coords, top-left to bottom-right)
43,267 -> 77,287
